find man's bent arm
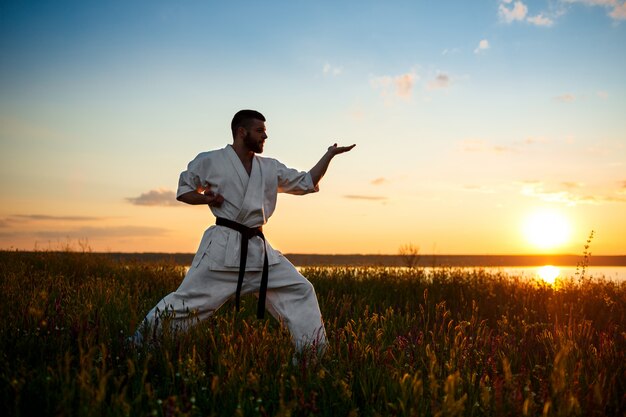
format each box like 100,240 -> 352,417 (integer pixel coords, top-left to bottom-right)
177,190 -> 224,206
309,144 -> 356,187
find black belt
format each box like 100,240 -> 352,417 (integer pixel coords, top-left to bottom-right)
216,217 -> 269,319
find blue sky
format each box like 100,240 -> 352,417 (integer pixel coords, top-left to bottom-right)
1,0 -> 625,254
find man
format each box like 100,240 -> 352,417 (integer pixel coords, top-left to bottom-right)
131,109 -> 355,353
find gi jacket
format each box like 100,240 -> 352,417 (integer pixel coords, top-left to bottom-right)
177,145 -> 318,271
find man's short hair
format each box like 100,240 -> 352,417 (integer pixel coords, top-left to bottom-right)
231,109 -> 266,137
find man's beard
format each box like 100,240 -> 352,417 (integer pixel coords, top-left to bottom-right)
243,132 -> 264,153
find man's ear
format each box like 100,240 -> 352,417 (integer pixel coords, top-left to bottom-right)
237,126 -> 247,138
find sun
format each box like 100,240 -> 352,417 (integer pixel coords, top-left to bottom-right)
523,209 -> 572,250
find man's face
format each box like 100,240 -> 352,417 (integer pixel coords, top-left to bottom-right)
242,119 -> 268,153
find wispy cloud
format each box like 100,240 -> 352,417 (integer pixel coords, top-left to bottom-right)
562,0 -> 626,21
1,214 -> 106,228
460,139 -> 514,154
497,1 -> 558,26
0,225 -> 169,240
463,185 -> 496,194
441,48 -> 461,56
344,195 -> 387,201
521,181 -> 588,205
527,13 -> 555,26
517,136 -> 548,145
370,70 -> 418,102
426,73 -> 451,90
371,177 -> 389,186
561,181 -> 585,189
555,93 -> 576,102
474,39 -> 490,54
394,73 -> 416,98
597,90 -> 609,99
126,189 -> 178,206
323,62 -> 343,76
499,1 -> 529,22
520,180 -> 626,205
11,214 -> 104,221
32,226 -> 169,239
610,1 -> 626,19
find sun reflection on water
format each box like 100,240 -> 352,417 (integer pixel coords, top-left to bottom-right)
537,265 -> 560,285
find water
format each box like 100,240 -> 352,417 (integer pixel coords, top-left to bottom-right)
298,266 -> 626,283
494,266 -> 626,283
186,265 -> 626,282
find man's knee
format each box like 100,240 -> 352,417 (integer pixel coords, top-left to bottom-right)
294,278 -> 317,301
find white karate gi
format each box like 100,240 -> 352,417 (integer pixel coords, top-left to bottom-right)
136,145 -> 326,351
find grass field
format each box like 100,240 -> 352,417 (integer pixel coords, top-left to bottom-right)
1,251 -> 624,416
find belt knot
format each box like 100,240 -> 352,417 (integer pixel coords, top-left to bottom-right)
216,217 -> 269,319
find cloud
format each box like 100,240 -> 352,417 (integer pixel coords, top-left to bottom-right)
0,224 -> 170,243
460,139 -> 513,154
517,136 -> 548,145
33,226 -> 169,239
498,1 -> 557,26
11,214 -> 104,221
370,71 -> 418,102
499,1 -> 529,22
395,74 -> 415,98
474,39 -> 490,54
426,73 -> 451,90
371,177 -> 389,186
520,181 -> 626,205
561,181 -> 584,189
597,90 -> 609,99
527,13 -> 555,26
610,1 -> 626,18
463,185 -> 496,194
498,0 -> 626,27
323,62 -> 343,76
563,0 -> 617,4
126,189 -> 178,206
441,48 -> 461,56
1,214 -> 106,229
520,181 -> 586,205
555,93 -> 576,102
343,195 -> 387,201
560,0 -> 626,21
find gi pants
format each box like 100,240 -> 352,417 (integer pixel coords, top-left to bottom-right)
136,254 -> 327,352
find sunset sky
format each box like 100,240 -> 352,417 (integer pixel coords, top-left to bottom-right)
1,0 -> 625,255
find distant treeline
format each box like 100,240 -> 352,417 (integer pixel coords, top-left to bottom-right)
285,254 -> 626,267
21,251 -> 625,267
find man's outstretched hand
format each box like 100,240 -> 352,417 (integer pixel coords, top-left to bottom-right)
309,143 -> 356,187
328,143 -> 356,156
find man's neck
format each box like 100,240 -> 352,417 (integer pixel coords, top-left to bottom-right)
230,143 -> 254,175
231,143 -> 254,163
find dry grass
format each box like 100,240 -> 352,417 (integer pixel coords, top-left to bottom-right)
1,251 -> 624,416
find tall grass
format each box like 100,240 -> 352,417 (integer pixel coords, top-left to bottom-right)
1,251 -> 624,416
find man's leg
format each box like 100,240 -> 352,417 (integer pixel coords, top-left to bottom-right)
260,256 -> 327,353
132,254 -> 236,344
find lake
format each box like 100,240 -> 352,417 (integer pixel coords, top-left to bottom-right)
180,263 -> 626,283
293,265 -> 626,284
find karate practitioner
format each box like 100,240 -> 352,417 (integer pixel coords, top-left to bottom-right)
131,109 -> 355,353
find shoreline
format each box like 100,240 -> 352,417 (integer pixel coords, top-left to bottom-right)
5,251 -> 624,267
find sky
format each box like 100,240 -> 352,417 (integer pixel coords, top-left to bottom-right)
1,0 -> 625,255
